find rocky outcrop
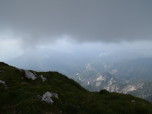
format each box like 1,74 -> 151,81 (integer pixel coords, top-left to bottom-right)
96,75 -> 106,81
103,82 -> 144,94
41,91 -> 58,104
102,77 -> 117,92
40,75 -> 47,82
25,70 -> 37,80
0,80 -> 8,89
120,82 -> 144,94
104,84 -> 119,92
0,80 -> 5,84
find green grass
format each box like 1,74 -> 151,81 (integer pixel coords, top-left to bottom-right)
1,62 -> 152,114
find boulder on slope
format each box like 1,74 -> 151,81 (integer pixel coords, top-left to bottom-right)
42,91 -> 58,104
25,70 -> 36,80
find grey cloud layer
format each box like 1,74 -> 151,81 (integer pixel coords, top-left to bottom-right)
0,0 -> 152,43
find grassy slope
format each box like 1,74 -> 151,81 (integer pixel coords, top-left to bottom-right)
1,62 -> 152,114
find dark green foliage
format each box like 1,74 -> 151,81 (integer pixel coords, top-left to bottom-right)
100,89 -> 110,94
1,62 -> 152,114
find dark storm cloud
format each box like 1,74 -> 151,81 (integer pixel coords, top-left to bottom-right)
0,0 -> 152,44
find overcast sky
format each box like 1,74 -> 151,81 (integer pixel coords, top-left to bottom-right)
0,0 -> 152,61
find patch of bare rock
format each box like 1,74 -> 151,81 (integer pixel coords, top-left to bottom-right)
41,91 -> 58,104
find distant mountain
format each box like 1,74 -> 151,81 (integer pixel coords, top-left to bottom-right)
81,72 -> 124,91
7,48 -> 86,75
107,57 -> 152,82
77,70 -> 152,102
89,53 -> 152,82
70,55 -> 152,102
97,50 -> 145,63
8,49 -> 146,77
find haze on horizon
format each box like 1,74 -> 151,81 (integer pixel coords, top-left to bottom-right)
0,0 -> 152,62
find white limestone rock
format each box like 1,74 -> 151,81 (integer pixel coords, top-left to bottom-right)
120,82 -> 144,94
0,80 -> 5,84
25,70 -> 36,80
0,80 -> 8,89
131,100 -> 135,104
40,75 -> 47,82
42,91 -> 58,104
131,100 -> 135,103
